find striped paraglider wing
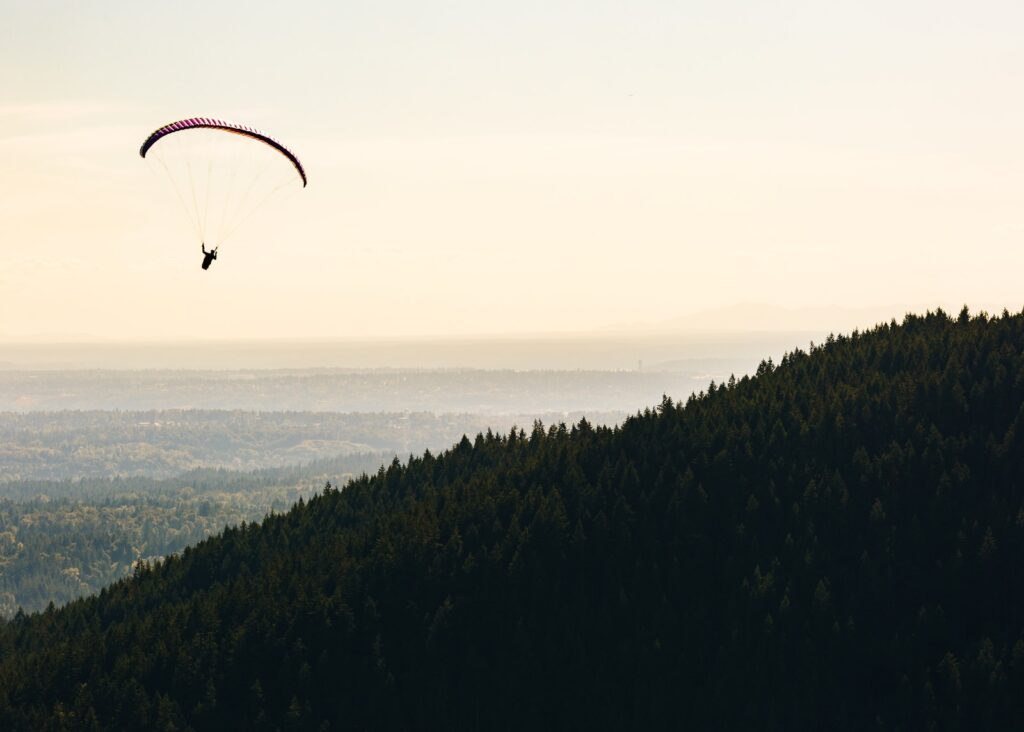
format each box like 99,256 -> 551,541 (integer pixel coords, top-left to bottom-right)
140,117 -> 307,187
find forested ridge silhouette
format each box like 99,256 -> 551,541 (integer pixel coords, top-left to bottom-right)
1,307 -> 1022,730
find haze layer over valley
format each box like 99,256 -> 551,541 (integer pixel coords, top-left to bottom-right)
0,331 -> 804,479
0,332 -> 792,615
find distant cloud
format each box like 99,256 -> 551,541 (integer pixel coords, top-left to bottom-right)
0,124 -> 138,152
0,256 -> 84,284
0,102 -> 117,119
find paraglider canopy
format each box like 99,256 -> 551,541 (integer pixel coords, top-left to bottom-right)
140,117 -> 307,256
140,117 -> 307,187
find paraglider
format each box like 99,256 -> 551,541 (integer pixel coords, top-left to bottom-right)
140,117 -> 306,269
201,243 -> 218,270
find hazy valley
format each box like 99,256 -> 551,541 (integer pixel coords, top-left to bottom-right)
0,359 -> 729,617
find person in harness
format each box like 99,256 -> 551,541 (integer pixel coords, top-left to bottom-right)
201,243 -> 218,270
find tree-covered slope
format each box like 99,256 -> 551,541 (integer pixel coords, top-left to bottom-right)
2,308 -> 1023,730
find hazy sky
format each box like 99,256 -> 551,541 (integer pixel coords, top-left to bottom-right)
2,0 -> 1023,340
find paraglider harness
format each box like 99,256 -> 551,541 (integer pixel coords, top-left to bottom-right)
201,243 -> 218,270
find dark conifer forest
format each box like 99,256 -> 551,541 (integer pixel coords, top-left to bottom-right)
2,308 -> 1023,730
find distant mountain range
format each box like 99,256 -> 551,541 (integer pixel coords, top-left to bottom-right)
598,301 -> 1017,335
7,302 -> 1019,371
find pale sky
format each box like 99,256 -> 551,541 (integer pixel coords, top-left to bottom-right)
1,0 -> 1023,340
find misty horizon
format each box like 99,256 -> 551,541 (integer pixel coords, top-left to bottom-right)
0,330 -> 819,371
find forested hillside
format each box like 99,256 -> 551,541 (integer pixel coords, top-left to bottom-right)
0,453 -> 392,617
1,308 -> 1023,730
